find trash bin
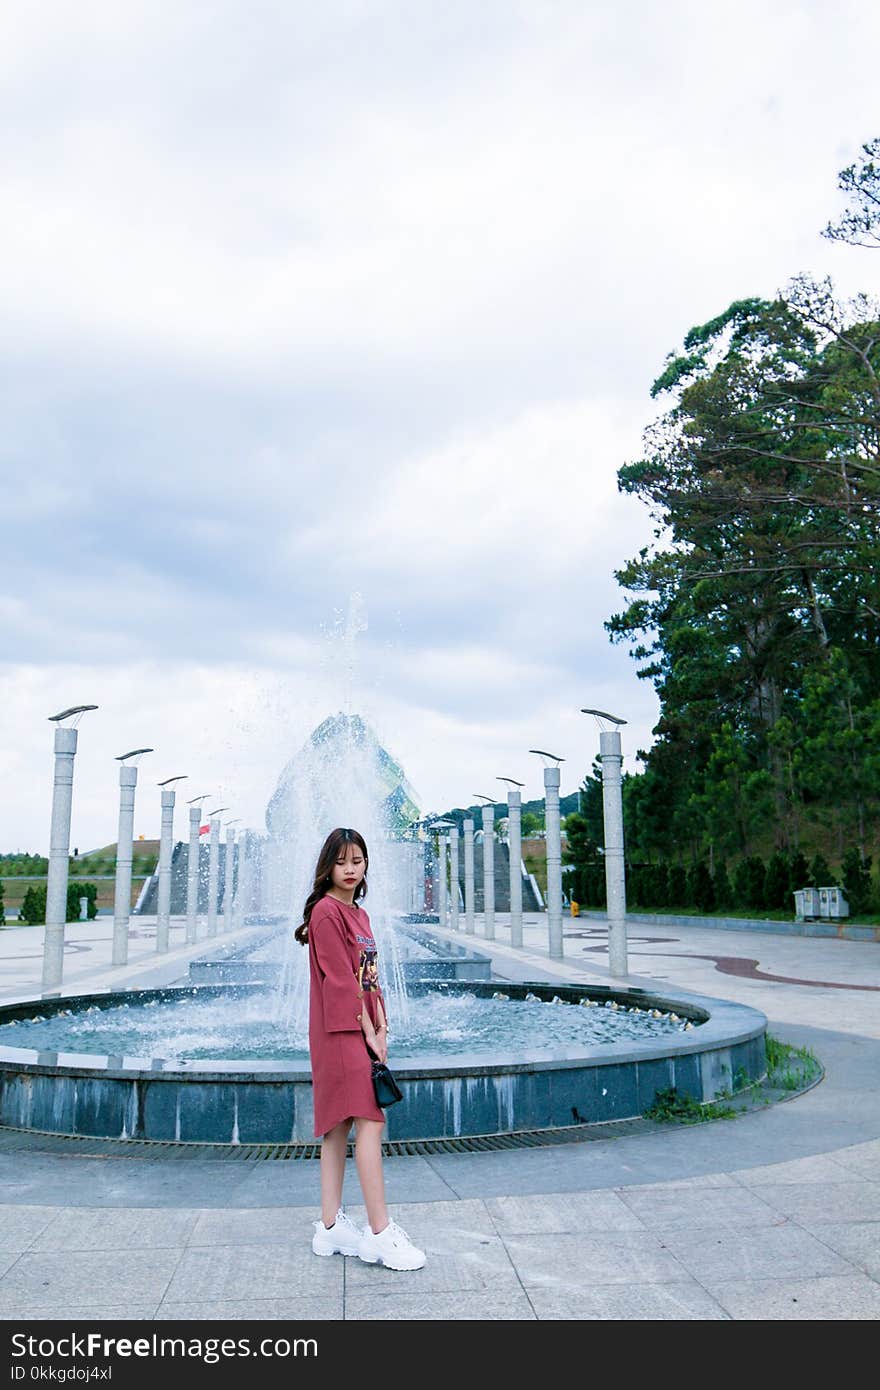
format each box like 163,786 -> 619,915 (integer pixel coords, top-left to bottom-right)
793,887 -> 819,920
819,886 -> 849,919
570,900 -> 580,917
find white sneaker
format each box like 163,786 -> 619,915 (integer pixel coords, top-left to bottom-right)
311,1208 -> 362,1257
359,1218 -> 426,1270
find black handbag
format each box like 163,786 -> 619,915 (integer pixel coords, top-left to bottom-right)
367,1045 -> 403,1107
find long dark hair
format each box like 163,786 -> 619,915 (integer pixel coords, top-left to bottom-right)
295,826 -> 369,945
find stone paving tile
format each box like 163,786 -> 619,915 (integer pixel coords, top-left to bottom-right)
797,1220 -> 880,1279
0,1248 -> 182,1310
163,1243 -> 343,1304
231,1156 -> 456,1208
503,1231 -> 687,1288
730,1153 -> 861,1186
738,1182 -> 880,1225
527,1282 -> 731,1320
345,1238 -> 519,1295
344,1197 -> 495,1237
0,1207 -> 57,1251
189,1208 -> 316,1247
608,1173 -> 738,1191
825,1139 -> 880,1182
30,1207 -> 202,1251
658,1223 -> 857,1284
705,1273 -> 880,1319
155,1296 -> 342,1321
0,1305 -> 160,1321
616,1186 -> 785,1231
345,1288 -> 537,1320
485,1191 -> 645,1235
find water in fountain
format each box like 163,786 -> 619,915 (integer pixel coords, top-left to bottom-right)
263,595 -> 420,1039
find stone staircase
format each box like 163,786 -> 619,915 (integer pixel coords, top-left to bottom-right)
452,840 -> 543,911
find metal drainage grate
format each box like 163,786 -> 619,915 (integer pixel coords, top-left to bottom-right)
0,1117 -> 654,1160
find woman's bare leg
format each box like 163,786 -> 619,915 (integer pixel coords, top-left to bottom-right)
353,1117 -> 388,1233
320,1119 -> 351,1226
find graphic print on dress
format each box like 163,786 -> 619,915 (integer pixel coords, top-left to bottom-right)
357,948 -> 380,992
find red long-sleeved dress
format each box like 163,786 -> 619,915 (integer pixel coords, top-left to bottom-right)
307,894 -> 388,1137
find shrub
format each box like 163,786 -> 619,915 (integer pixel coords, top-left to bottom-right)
788,851 -> 809,893
67,882 -> 98,921
668,864 -> 688,907
809,853 -> 832,887
688,862 -> 715,913
713,861 -> 733,910
764,852 -> 790,910
841,848 -> 873,916
20,885 -> 47,925
734,856 -> 766,910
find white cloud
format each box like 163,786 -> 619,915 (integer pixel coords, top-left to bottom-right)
0,0 -> 877,850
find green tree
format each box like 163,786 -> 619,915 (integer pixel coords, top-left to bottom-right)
561,813 -> 598,870
823,138 -> 880,249
608,281 -> 880,863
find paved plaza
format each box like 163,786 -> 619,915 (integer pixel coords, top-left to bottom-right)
0,911 -> 878,1319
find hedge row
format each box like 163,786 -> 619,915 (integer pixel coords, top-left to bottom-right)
569,847 -> 875,917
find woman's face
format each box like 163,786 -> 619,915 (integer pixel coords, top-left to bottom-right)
330,842 -> 366,894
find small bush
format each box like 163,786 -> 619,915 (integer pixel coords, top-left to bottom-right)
20,885 -> 47,925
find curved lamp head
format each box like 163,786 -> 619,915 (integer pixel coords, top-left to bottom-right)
497,776 -> 525,787
158,775 -> 187,787
48,705 -> 98,726
116,747 -> 154,763
581,708 -> 627,730
528,749 -> 565,767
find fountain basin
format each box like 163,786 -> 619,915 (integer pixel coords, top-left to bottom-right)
0,980 -> 766,1143
185,921 -> 493,986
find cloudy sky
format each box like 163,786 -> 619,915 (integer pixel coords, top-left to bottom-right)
2,0 -> 878,852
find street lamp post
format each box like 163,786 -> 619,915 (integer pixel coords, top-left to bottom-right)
463,817 -> 475,934
430,821 -> 455,929
234,829 -> 252,928
449,824 -> 460,930
42,705 -> 98,992
582,709 -> 629,979
112,748 -> 154,967
156,775 -> 187,954
474,796 -> 496,940
185,795 -> 209,944
498,777 -> 525,948
529,750 -> 565,959
206,808 -> 228,938
223,819 -> 240,932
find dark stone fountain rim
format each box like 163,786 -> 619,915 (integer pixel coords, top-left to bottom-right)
0,980 -> 766,1083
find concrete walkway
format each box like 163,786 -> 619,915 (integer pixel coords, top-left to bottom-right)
0,912 -> 878,1320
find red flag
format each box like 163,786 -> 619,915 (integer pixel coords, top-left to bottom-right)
199,824 -> 210,836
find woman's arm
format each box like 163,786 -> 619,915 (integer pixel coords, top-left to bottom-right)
362,996 -> 388,1064
310,903 -> 363,1033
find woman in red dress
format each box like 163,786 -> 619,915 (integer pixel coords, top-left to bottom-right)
295,826 -> 425,1271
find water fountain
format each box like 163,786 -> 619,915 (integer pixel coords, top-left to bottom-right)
0,604 -> 767,1146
